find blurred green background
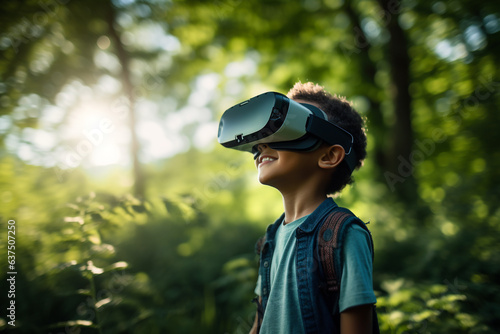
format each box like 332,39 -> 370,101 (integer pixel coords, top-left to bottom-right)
0,0 -> 499,333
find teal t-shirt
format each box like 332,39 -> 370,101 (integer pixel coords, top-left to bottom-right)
255,217 -> 376,333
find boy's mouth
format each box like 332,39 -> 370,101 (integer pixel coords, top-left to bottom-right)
258,155 -> 277,167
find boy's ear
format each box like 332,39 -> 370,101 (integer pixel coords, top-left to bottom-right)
318,145 -> 345,170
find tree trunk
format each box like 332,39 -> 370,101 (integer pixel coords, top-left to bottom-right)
105,1 -> 145,199
376,0 -> 417,203
343,1 -> 387,176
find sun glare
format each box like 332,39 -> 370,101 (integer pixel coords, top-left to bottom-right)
90,143 -> 122,166
59,100 -> 128,168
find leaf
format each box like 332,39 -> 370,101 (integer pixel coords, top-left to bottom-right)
105,261 -> 129,271
162,197 -> 183,217
87,230 -> 102,245
95,297 -> 112,309
76,289 -> 92,296
64,216 -> 84,225
120,203 -> 136,216
48,320 -> 96,329
66,203 -> 80,211
84,261 -> 104,275
131,204 -> 146,213
90,212 -> 103,221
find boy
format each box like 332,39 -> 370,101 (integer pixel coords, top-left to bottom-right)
219,82 -> 377,333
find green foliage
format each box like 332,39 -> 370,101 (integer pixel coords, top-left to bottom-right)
376,279 -> 497,333
0,188 -> 261,333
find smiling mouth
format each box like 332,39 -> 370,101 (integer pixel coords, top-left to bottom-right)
258,156 -> 277,167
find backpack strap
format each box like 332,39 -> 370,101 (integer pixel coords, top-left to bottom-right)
318,208 -> 380,334
317,209 -> 354,293
253,235 -> 267,334
255,235 -> 266,256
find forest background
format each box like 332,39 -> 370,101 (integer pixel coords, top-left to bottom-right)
0,0 -> 499,333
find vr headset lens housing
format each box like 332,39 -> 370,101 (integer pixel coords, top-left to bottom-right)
218,92 -> 357,173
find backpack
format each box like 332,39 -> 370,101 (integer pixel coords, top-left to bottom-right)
254,207 -> 380,333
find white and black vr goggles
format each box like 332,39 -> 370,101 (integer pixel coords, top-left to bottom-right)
217,92 -> 358,173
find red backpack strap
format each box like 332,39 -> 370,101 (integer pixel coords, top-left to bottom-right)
255,235 -> 267,256
317,209 -> 353,293
318,209 -> 380,333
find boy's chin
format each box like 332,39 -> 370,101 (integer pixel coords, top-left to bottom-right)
257,171 -> 273,185
258,177 -> 270,186
258,175 -> 280,190
257,174 -> 272,186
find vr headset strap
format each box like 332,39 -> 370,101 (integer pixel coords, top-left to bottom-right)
306,115 -> 358,172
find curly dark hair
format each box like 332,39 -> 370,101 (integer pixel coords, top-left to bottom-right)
287,82 -> 367,194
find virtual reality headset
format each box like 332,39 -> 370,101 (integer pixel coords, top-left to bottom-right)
217,91 -> 358,173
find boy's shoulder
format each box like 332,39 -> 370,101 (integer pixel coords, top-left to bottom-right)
256,201 -> 370,254
317,205 -> 372,255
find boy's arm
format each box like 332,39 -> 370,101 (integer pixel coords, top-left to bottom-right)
340,303 -> 373,334
338,224 -> 376,333
249,311 -> 259,334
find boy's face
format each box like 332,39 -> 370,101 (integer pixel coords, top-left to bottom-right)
255,144 -> 326,191
253,99 -> 342,193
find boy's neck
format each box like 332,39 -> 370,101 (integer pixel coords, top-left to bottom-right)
280,189 -> 327,225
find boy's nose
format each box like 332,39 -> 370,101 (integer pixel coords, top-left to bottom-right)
253,143 -> 269,160
257,143 -> 268,152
